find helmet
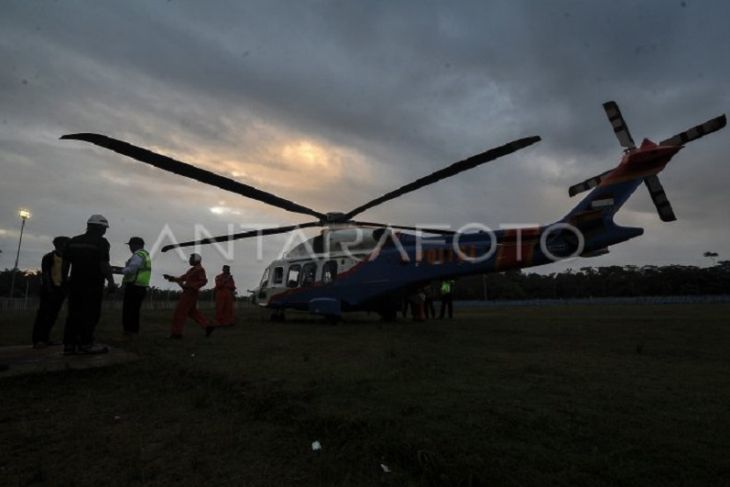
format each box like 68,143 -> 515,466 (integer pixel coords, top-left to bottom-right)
87,214 -> 110,228
190,253 -> 202,264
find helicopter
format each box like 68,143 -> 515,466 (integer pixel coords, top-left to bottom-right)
61,100 -> 725,321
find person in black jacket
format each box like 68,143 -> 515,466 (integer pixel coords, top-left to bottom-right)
32,236 -> 69,348
62,215 -> 116,355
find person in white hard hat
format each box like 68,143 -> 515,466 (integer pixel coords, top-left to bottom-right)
61,214 -> 116,355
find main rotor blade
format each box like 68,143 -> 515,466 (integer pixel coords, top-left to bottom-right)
643,175 -> 676,222
343,135 -> 541,220
161,221 -> 322,252
61,133 -> 326,220
351,220 -> 457,235
568,169 -> 613,197
603,101 -> 636,149
659,114 -> 727,146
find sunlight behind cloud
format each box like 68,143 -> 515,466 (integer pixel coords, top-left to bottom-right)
209,206 -> 241,216
145,118 -> 375,212
281,140 -> 336,171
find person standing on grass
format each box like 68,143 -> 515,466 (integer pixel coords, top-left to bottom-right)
423,283 -> 436,319
214,265 -> 236,327
32,236 -> 70,348
62,214 -> 116,355
121,236 -> 151,336
439,279 -> 456,319
407,290 -> 425,322
164,253 -> 214,338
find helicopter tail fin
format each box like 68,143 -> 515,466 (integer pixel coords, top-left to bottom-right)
559,175 -> 645,252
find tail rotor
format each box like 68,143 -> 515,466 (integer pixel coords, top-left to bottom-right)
568,101 -> 726,222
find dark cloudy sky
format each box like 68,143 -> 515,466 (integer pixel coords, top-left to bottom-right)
1,0 -> 728,289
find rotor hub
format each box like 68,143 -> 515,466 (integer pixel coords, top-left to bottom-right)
324,212 -> 348,224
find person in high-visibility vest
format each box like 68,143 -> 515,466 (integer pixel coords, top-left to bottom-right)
214,265 -> 236,326
439,279 -> 456,319
121,236 -> 151,335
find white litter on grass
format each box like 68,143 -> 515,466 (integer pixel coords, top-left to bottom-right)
380,464 -> 391,473
114,415 -> 121,421
191,353 -> 196,358
311,441 -> 322,451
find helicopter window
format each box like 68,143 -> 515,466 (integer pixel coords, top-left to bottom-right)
272,267 -> 284,285
322,260 -> 338,283
301,262 -> 317,287
287,264 -> 301,288
260,268 -> 270,289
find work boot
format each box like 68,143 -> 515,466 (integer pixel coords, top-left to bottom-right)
63,345 -> 76,355
77,344 -> 109,355
205,326 -> 215,337
33,341 -> 48,349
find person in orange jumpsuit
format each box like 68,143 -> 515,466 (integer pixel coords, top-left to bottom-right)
214,265 -> 236,327
164,253 -> 214,338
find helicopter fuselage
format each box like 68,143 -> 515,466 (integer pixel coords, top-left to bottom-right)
253,202 -> 644,318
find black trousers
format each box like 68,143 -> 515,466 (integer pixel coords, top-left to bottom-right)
122,284 -> 147,334
424,297 -> 436,319
32,286 -> 66,343
64,282 -> 104,347
439,293 -> 453,319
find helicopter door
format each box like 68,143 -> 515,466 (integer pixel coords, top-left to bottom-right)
301,262 -> 317,287
322,260 -> 338,283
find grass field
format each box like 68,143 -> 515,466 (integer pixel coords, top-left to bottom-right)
1,303 -> 729,486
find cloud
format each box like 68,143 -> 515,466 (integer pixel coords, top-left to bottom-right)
1,0 -> 729,290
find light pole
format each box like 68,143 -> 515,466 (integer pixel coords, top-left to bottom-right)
9,208 -> 31,299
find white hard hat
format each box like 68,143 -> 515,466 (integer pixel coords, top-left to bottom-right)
87,214 -> 110,228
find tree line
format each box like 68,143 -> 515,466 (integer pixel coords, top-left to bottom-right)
0,270 -> 214,301
454,261 -> 730,300
2,261 -> 728,301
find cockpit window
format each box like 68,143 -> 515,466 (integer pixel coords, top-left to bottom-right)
272,267 -> 284,285
260,268 -> 270,289
301,262 -> 317,287
287,265 -> 301,288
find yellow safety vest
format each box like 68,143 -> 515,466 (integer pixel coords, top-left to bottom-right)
441,280 -> 454,294
124,249 -> 151,287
